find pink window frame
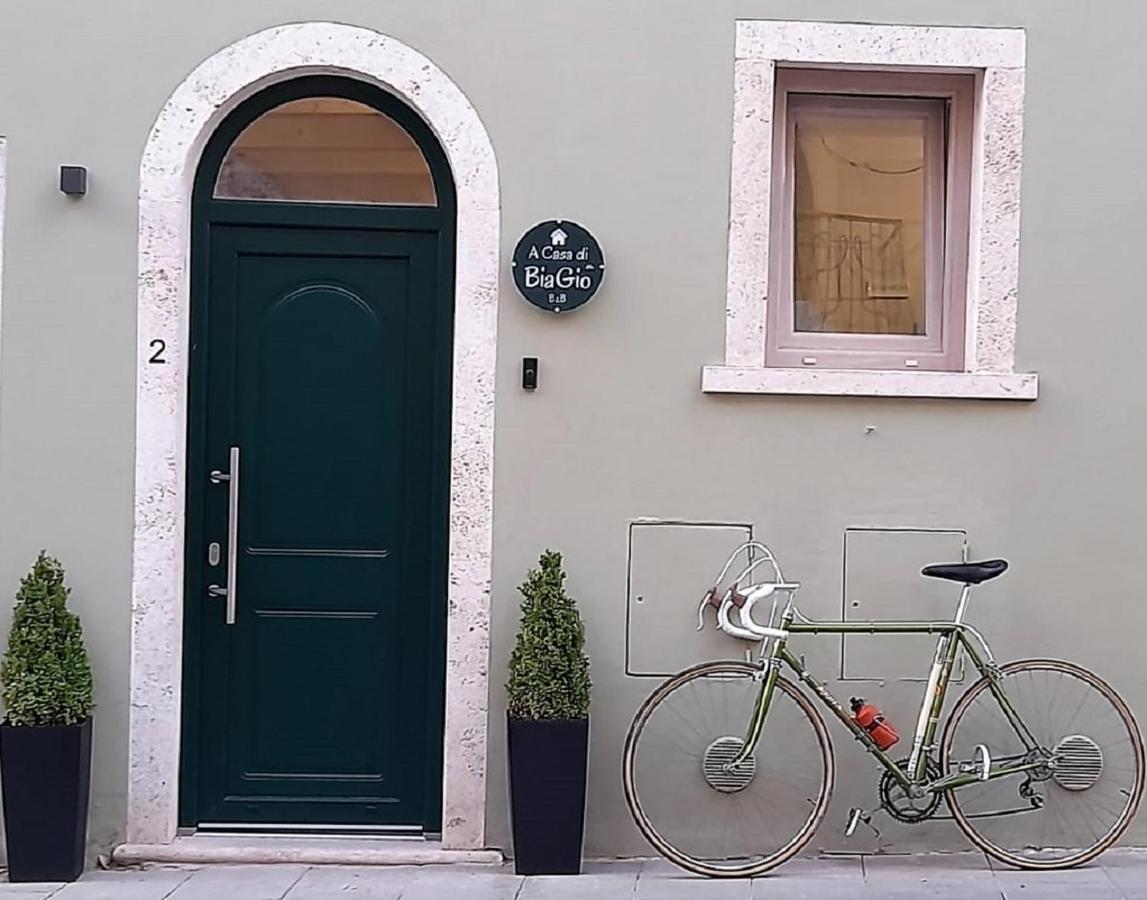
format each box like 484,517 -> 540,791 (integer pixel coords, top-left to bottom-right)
766,69 -> 974,372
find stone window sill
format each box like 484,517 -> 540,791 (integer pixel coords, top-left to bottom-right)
701,366 -> 1038,400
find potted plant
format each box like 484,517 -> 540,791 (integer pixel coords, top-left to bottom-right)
506,550 -> 592,875
0,553 -> 94,882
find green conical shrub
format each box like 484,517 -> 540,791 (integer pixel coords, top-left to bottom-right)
0,552 -> 94,727
506,551 -> 591,721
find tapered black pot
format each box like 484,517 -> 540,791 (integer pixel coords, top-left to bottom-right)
508,716 -> 589,875
0,718 -> 92,882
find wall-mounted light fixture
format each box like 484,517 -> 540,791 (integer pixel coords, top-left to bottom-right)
59,166 -> 87,197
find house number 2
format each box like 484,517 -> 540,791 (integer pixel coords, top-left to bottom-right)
148,340 -> 167,364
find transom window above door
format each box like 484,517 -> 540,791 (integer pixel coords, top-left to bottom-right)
214,97 -> 437,205
770,69 -> 973,372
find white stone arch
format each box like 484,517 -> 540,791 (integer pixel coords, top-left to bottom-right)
130,22 -> 498,849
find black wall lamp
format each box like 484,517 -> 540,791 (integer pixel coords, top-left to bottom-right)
59,166 -> 87,197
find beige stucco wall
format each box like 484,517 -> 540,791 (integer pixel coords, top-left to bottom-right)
0,0 -> 1142,858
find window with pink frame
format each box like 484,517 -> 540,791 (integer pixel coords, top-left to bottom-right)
767,69 -> 975,371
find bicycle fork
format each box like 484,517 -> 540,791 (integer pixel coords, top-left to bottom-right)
728,657 -> 781,768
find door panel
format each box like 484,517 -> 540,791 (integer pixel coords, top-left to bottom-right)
246,275 -> 397,551
247,610 -> 386,776
188,222 -> 445,828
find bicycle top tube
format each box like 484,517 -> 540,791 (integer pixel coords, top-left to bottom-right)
698,539 -> 997,666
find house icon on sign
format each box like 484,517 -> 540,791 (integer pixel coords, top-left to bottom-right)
549,227 -> 568,247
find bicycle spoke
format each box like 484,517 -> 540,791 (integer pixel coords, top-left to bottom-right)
943,660 -> 1143,869
623,662 -> 831,877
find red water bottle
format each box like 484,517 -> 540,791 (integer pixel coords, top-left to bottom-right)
851,697 -> 900,751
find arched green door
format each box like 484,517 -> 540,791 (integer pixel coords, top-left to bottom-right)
179,78 -> 455,832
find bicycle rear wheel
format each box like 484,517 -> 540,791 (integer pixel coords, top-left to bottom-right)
941,658 -> 1144,869
622,660 -> 833,878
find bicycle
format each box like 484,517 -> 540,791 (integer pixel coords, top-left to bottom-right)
621,541 -> 1144,878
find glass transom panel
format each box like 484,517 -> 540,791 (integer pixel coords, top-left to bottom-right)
214,97 -> 436,205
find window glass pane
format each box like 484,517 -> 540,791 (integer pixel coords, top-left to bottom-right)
214,97 -> 436,205
792,104 -> 931,335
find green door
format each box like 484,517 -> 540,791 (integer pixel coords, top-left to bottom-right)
180,79 -> 454,833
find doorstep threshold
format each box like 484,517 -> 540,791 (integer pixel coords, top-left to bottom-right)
112,833 -> 503,867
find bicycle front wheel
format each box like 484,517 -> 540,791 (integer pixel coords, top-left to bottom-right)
622,660 -> 833,878
941,658 -> 1144,869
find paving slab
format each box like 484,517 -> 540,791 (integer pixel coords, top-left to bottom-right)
517,861 -> 640,899
399,865 -> 523,900
636,859 -> 752,900
751,855 -> 865,900
992,863 -> 1123,900
0,880 -> 65,897
1098,849 -> 1147,900
862,852 -> 1001,899
0,885 -> 62,900
169,864 -> 307,899
0,883 -> 66,892
282,865 -> 415,899
50,869 -> 193,900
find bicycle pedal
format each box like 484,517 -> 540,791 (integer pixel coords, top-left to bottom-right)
844,807 -> 882,840
974,744 -> 991,781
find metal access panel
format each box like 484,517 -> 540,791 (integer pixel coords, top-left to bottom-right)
626,520 -> 755,678
841,527 -> 968,682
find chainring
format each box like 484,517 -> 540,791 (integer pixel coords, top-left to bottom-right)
879,758 -> 943,824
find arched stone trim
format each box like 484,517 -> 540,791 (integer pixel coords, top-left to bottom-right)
130,23 -> 498,849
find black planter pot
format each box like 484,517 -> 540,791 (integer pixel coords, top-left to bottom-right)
0,718 -> 92,882
508,716 -> 589,875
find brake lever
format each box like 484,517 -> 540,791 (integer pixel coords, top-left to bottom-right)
733,583 -> 777,637
696,586 -> 720,631
716,587 -> 764,641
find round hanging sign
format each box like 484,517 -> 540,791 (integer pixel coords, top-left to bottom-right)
511,220 -> 605,313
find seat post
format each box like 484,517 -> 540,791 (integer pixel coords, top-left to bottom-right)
953,583 -> 972,624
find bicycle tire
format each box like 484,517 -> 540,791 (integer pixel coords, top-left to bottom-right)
622,660 -> 834,878
940,658 -> 1144,869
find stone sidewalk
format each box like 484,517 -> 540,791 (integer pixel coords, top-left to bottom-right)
3,851 -> 1147,898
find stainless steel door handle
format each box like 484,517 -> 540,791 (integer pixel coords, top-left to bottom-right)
208,446 -> 240,625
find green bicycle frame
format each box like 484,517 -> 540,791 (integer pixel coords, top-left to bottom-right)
732,598 -> 1044,794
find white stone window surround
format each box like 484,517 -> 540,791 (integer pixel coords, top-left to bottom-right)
704,20 -> 1037,400
131,23 -> 498,850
